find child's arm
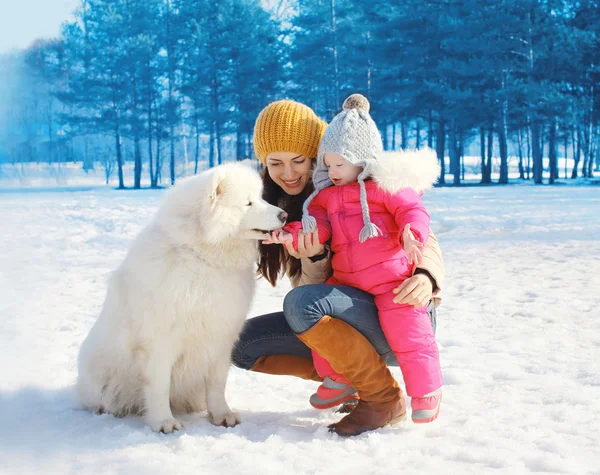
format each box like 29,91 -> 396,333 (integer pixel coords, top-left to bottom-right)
282,193 -> 332,251
383,189 -> 430,263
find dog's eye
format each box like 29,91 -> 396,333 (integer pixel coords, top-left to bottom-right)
246,201 -> 252,207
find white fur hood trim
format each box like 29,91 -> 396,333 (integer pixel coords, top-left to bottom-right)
370,147 -> 440,195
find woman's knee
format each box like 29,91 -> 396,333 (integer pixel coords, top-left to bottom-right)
283,286 -> 324,334
231,332 -> 254,370
231,318 -> 265,370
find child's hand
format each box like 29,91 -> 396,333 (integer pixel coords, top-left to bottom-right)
402,224 -> 423,265
262,230 -> 294,245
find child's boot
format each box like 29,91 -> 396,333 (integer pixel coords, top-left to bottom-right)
410,388 -> 442,423
309,375 -> 359,409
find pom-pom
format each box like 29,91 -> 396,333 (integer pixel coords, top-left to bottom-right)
343,94 -> 370,112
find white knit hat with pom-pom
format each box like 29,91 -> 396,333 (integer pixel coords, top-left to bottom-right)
301,93 -> 384,242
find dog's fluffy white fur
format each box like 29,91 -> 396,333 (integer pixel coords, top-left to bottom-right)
77,163 -> 286,433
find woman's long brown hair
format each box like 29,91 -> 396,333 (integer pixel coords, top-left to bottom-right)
257,167 -> 315,286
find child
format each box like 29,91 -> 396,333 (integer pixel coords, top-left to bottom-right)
265,94 -> 443,423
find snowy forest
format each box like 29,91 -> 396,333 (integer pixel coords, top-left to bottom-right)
0,0 -> 598,188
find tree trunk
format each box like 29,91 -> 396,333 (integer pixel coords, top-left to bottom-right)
480,126 -> 486,183
47,99 -> 54,165
459,133 -> 465,181
210,67 -> 223,165
498,72 -> 509,184
134,135 -> 142,189
148,135 -> 155,188
194,114 -> 200,174
216,119 -> 223,165
169,124 -> 176,184
436,120 -> 445,185
133,78 -> 142,189
366,31 -> 372,102
236,126 -> 243,160
532,122 -> 543,184
526,123 -> 531,180
586,115 -> 596,178
115,126 -> 125,190
155,132 -> 162,185
392,123 -> 396,150
548,120 -> 558,184
485,126 -> 493,184
401,121 -> 407,150
564,129 -> 568,179
517,128 -> 525,179
591,127 -> 600,176
416,120 -> 421,149
540,131 -> 545,178
427,111 -> 433,148
382,122 -> 389,150
449,122 -> 460,186
148,111 -> 155,188
209,120 -> 216,168
146,58 -> 156,188
330,0 -> 340,110
498,128 -> 508,184
582,118 -> 590,178
571,126 -> 580,178
168,65 -> 176,185
165,1 -> 177,185
498,119 -> 508,185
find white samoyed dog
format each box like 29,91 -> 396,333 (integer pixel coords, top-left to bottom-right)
77,163 -> 286,433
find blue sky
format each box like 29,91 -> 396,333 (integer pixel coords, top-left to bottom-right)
0,0 -> 79,53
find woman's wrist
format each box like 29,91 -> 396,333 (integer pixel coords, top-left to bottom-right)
308,247 -> 328,262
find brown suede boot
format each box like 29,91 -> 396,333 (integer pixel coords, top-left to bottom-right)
250,354 -> 323,382
335,400 -> 359,413
296,316 -> 407,436
329,400 -> 407,436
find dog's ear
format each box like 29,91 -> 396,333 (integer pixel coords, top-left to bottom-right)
209,172 -> 225,206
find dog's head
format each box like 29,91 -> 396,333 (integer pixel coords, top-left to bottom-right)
158,163 -> 287,245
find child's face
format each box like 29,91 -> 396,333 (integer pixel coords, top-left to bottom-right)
324,153 -> 363,186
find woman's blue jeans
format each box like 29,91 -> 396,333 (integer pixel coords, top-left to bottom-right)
232,284 -> 437,370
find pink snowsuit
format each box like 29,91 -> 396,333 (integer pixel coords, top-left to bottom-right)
285,180 -> 443,397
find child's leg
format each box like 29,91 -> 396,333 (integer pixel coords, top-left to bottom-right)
311,349 -> 340,380
310,349 -> 359,409
375,293 -> 443,422
375,294 -> 442,396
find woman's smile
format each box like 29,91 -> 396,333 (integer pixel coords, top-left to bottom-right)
282,177 -> 302,187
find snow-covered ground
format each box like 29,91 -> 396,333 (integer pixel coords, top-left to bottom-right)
1,184 -> 599,475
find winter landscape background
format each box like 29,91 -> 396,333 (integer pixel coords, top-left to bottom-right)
1,0 -> 600,474
1,0 -> 599,186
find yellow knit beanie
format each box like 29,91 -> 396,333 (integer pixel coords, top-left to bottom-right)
253,100 -> 328,164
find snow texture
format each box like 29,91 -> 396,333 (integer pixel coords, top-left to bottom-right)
1,184 -> 599,475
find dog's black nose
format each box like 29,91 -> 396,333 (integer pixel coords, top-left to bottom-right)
278,211 -> 288,223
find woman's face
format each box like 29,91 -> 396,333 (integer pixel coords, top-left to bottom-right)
266,152 -> 312,196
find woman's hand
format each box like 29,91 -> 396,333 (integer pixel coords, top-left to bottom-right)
392,273 -> 433,307
283,228 -> 325,259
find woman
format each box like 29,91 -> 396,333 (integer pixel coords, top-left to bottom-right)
231,99 -> 444,436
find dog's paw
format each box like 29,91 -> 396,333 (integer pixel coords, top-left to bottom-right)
148,418 -> 183,434
209,412 -> 241,428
